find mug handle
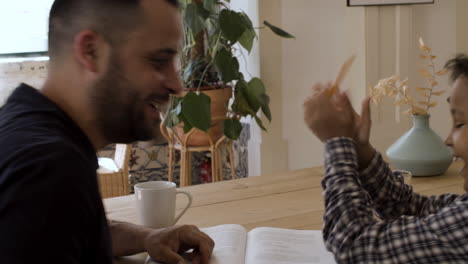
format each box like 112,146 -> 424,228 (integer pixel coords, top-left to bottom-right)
173,190 -> 193,225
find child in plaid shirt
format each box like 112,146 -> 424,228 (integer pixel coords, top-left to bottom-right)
303,55 -> 468,263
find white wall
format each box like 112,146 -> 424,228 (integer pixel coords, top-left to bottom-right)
259,0 -> 290,175
280,0 -> 350,169
259,0 -> 362,171
259,0 -> 467,171
364,0 -> 459,154
231,0 -> 263,177
410,0 -> 456,139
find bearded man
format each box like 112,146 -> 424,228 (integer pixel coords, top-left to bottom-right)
0,0 -> 214,263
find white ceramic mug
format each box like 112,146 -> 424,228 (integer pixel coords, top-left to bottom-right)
134,181 -> 193,229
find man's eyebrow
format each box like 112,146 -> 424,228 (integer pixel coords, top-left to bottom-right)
147,48 -> 178,57
446,97 -> 450,103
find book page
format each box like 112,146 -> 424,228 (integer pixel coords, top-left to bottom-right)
245,227 -> 336,264
145,224 -> 247,264
200,224 -> 248,264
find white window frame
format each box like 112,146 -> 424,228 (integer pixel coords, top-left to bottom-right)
0,1 -> 54,55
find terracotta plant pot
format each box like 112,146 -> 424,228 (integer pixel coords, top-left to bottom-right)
175,86 -> 233,146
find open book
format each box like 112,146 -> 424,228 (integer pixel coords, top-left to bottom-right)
146,224 -> 336,264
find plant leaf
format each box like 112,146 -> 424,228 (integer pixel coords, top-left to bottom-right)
255,115 -> 267,131
240,12 -> 254,30
416,87 -> 431,91
219,10 -> 246,43
168,103 -> 182,127
416,88 -> 429,98
245,78 -> 265,112
414,105 -> 426,111
418,37 -> 425,48
163,96 -> 183,128
436,68 -> 448,76
418,37 -> 431,53
181,91 -> 211,132
238,27 -> 256,53
401,108 -> 413,115
421,93 -> 430,99
238,12 -> 256,53
183,59 -> 206,83
179,0 -> 189,8
263,20 -> 295,39
223,118 -> 243,140
407,95 -> 413,103
429,101 -> 438,108
260,94 -> 272,122
185,3 -> 206,34
214,49 -> 240,84
399,78 -> 409,86
402,85 -> 408,94
231,82 -> 257,117
388,90 -> 398,97
413,106 -> 427,115
402,108 -> 413,115
242,78 -> 272,122
431,90 -> 445,96
178,115 -> 193,133
419,68 -> 432,79
197,3 -> 210,20
203,0 -> 217,13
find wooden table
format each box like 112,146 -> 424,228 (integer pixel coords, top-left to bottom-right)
105,161 -> 465,263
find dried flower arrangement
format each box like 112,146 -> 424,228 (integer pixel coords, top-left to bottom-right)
370,37 -> 448,117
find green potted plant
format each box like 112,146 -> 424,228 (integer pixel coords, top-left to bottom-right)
163,0 -> 294,146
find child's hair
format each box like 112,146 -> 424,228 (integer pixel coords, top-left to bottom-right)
445,54 -> 468,82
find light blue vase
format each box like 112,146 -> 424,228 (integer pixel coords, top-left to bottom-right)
386,115 -> 452,176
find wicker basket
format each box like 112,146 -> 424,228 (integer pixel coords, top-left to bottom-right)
97,144 -> 131,198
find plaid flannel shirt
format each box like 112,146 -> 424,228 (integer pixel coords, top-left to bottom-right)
322,137 -> 468,263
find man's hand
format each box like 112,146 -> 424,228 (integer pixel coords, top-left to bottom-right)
303,83 -> 356,142
109,221 -> 214,264
144,225 -> 214,264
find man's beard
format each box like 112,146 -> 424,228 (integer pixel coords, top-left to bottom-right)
91,57 -> 166,145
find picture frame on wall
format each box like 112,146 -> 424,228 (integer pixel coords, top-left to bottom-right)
347,0 -> 434,6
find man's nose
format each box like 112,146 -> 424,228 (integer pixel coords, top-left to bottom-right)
166,68 -> 183,94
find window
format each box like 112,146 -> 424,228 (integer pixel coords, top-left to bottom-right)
0,1 -> 54,55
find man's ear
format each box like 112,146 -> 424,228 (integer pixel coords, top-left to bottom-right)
72,30 -> 108,73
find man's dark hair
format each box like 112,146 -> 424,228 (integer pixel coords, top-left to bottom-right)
48,0 -> 178,63
445,54 -> 468,83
